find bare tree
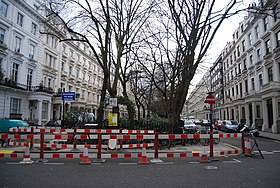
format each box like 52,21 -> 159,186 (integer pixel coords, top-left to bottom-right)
136,0 -> 241,131
43,0 -> 155,124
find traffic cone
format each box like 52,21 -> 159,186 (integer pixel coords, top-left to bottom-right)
244,137 -> 253,156
200,146 -> 210,163
20,142 -> 34,164
79,143 -> 91,165
138,142 -> 150,165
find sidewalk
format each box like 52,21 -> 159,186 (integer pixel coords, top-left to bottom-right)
259,131 -> 280,141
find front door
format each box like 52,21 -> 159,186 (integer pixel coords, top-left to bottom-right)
249,103 -> 253,126
267,99 -> 273,129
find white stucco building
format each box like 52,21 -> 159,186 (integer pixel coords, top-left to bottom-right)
0,0 -> 127,126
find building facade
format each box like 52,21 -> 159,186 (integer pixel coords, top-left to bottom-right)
217,0 -> 280,133
0,0 -> 127,126
186,0 -> 280,134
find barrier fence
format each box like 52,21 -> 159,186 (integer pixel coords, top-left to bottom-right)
0,127 -> 244,161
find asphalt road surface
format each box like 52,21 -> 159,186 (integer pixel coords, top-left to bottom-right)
1,137 -> 280,188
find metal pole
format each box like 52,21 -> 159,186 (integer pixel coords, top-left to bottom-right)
210,103 -> 214,157
241,131 -> 245,154
154,131 -> 159,159
40,132 -> 44,160
97,132 -> 102,159
62,100 -> 65,127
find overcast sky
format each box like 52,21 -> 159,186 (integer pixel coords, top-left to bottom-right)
189,0 -> 255,93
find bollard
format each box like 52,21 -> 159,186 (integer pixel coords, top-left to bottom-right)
150,131 -> 163,163
30,127 -> 34,149
20,142 -> 34,164
35,132 -> 48,163
93,132 -> 105,163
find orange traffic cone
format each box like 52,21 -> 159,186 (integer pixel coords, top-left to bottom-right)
20,142 -> 34,164
200,146 -> 210,163
138,142 -> 150,165
244,137 -> 253,156
79,143 -> 91,165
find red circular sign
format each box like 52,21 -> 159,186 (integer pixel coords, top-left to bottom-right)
205,94 -> 215,104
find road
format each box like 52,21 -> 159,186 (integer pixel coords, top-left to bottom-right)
0,137 -> 280,188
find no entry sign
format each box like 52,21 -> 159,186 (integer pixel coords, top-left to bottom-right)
205,93 -> 215,104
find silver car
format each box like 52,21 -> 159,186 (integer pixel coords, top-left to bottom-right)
221,120 -> 239,133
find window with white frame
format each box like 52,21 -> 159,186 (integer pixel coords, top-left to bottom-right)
268,67 -> 273,82
11,63 -> 19,82
256,48 -> 261,60
17,12 -> 23,27
242,40 -> 245,51
243,58 -> 247,69
76,68 -> 80,78
10,97 -> 21,114
249,54 -> 253,64
61,60 -> 65,71
47,35 -> 57,48
0,0 -> 8,17
248,33 -> 252,46
45,53 -> 56,68
27,68 -> 33,90
42,102 -> 48,119
31,22 -> 37,35
237,46 -> 240,57
265,39 -> 271,54
0,27 -> 5,43
69,65 -> 72,75
29,43 -> 35,59
277,31 -> 280,48
263,16 -> 268,31
255,25 -> 259,39
251,77 -> 255,90
15,36 -> 21,53
245,79 -> 248,93
259,74 -> 263,87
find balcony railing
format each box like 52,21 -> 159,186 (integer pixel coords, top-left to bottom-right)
0,78 -> 54,94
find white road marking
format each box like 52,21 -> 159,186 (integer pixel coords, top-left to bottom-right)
119,163 -> 137,165
155,162 -> 174,165
233,158 -> 241,163
43,163 -> 64,165
6,162 -> 20,165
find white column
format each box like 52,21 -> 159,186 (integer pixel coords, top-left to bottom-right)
38,100 -> 42,126
245,103 -> 250,125
272,97 -> 278,133
48,102 -> 51,121
252,102 -> 256,129
262,99 -> 267,131
234,106 -> 238,122
238,105 -> 242,124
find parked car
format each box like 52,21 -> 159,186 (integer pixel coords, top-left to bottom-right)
221,120 -> 239,133
46,120 -> 61,127
201,119 -> 211,127
0,119 -> 29,133
193,119 -> 201,125
214,120 -> 223,130
183,120 -> 198,134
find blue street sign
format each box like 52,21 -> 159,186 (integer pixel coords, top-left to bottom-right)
62,92 -> 76,101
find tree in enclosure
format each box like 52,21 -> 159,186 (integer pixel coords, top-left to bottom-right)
135,0 -> 243,132
42,0 -> 156,125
